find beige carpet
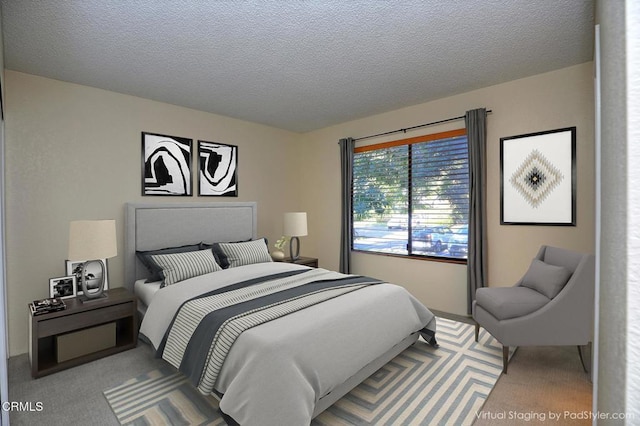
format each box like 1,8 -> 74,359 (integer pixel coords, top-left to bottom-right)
474,345 -> 593,425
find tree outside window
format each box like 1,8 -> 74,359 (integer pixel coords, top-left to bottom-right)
352,129 -> 469,260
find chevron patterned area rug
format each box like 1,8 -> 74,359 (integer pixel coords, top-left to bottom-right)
104,318 -> 504,425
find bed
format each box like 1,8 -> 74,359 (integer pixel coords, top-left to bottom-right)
124,202 -> 437,425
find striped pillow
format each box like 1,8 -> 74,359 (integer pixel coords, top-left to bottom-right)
136,243 -> 202,282
150,249 -> 223,287
215,238 -> 273,268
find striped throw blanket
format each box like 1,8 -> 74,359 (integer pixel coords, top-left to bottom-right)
158,268 -> 383,394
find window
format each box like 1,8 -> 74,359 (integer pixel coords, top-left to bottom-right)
352,129 -> 469,260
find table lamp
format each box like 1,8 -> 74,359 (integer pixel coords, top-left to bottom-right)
284,212 -> 307,261
68,220 -> 117,302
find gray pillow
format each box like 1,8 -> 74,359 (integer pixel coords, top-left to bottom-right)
521,259 -> 572,299
150,249 -> 223,287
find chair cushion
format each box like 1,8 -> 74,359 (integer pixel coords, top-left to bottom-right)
475,286 -> 550,320
521,259 -> 572,299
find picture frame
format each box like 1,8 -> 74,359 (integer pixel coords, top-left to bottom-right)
49,275 -> 77,299
198,140 -> 238,196
65,259 -> 109,296
500,127 -> 576,226
142,132 -> 193,196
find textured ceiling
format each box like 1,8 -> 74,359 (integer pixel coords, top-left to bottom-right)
1,1 -> 594,133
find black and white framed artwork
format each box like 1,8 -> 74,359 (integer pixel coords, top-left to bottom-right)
500,127 -> 576,226
198,140 -> 238,197
65,259 -> 109,296
142,132 -> 193,196
49,275 -> 77,299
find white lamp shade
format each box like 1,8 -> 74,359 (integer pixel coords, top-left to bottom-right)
68,220 -> 117,261
283,212 -> 308,237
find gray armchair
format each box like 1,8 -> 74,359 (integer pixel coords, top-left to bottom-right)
472,245 -> 595,374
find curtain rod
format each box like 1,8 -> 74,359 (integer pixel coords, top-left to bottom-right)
353,109 -> 492,142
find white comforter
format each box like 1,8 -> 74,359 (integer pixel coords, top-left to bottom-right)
140,262 -> 435,426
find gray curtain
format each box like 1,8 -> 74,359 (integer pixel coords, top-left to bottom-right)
339,137 -> 355,274
465,108 -> 487,314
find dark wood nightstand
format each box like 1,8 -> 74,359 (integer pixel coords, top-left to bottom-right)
28,287 -> 137,378
283,256 -> 318,268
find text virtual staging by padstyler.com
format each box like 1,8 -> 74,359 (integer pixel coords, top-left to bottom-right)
475,410 -> 635,423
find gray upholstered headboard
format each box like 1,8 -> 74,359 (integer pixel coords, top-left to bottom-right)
124,202 -> 258,291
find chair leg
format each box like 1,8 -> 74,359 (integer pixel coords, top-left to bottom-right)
474,322 -> 479,342
577,345 -> 588,373
502,346 -> 509,374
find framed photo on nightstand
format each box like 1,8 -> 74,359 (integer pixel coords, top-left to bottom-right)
49,275 -> 77,299
65,259 -> 109,296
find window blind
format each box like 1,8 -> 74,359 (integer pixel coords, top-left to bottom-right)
352,128 -> 469,259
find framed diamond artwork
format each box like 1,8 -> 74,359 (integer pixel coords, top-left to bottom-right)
500,127 -> 576,226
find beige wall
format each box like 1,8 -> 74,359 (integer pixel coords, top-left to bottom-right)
300,62 -> 595,315
4,63 -> 595,356
4,71 -> 304,356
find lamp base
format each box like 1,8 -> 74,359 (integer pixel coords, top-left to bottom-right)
80,259 -> 107,302
289,236 -> 301,261
78,293 -> 108,303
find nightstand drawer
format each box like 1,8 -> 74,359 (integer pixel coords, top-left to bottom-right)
37,302 -> 134,338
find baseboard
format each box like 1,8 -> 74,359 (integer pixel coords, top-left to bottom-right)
430,309 -> 474,324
